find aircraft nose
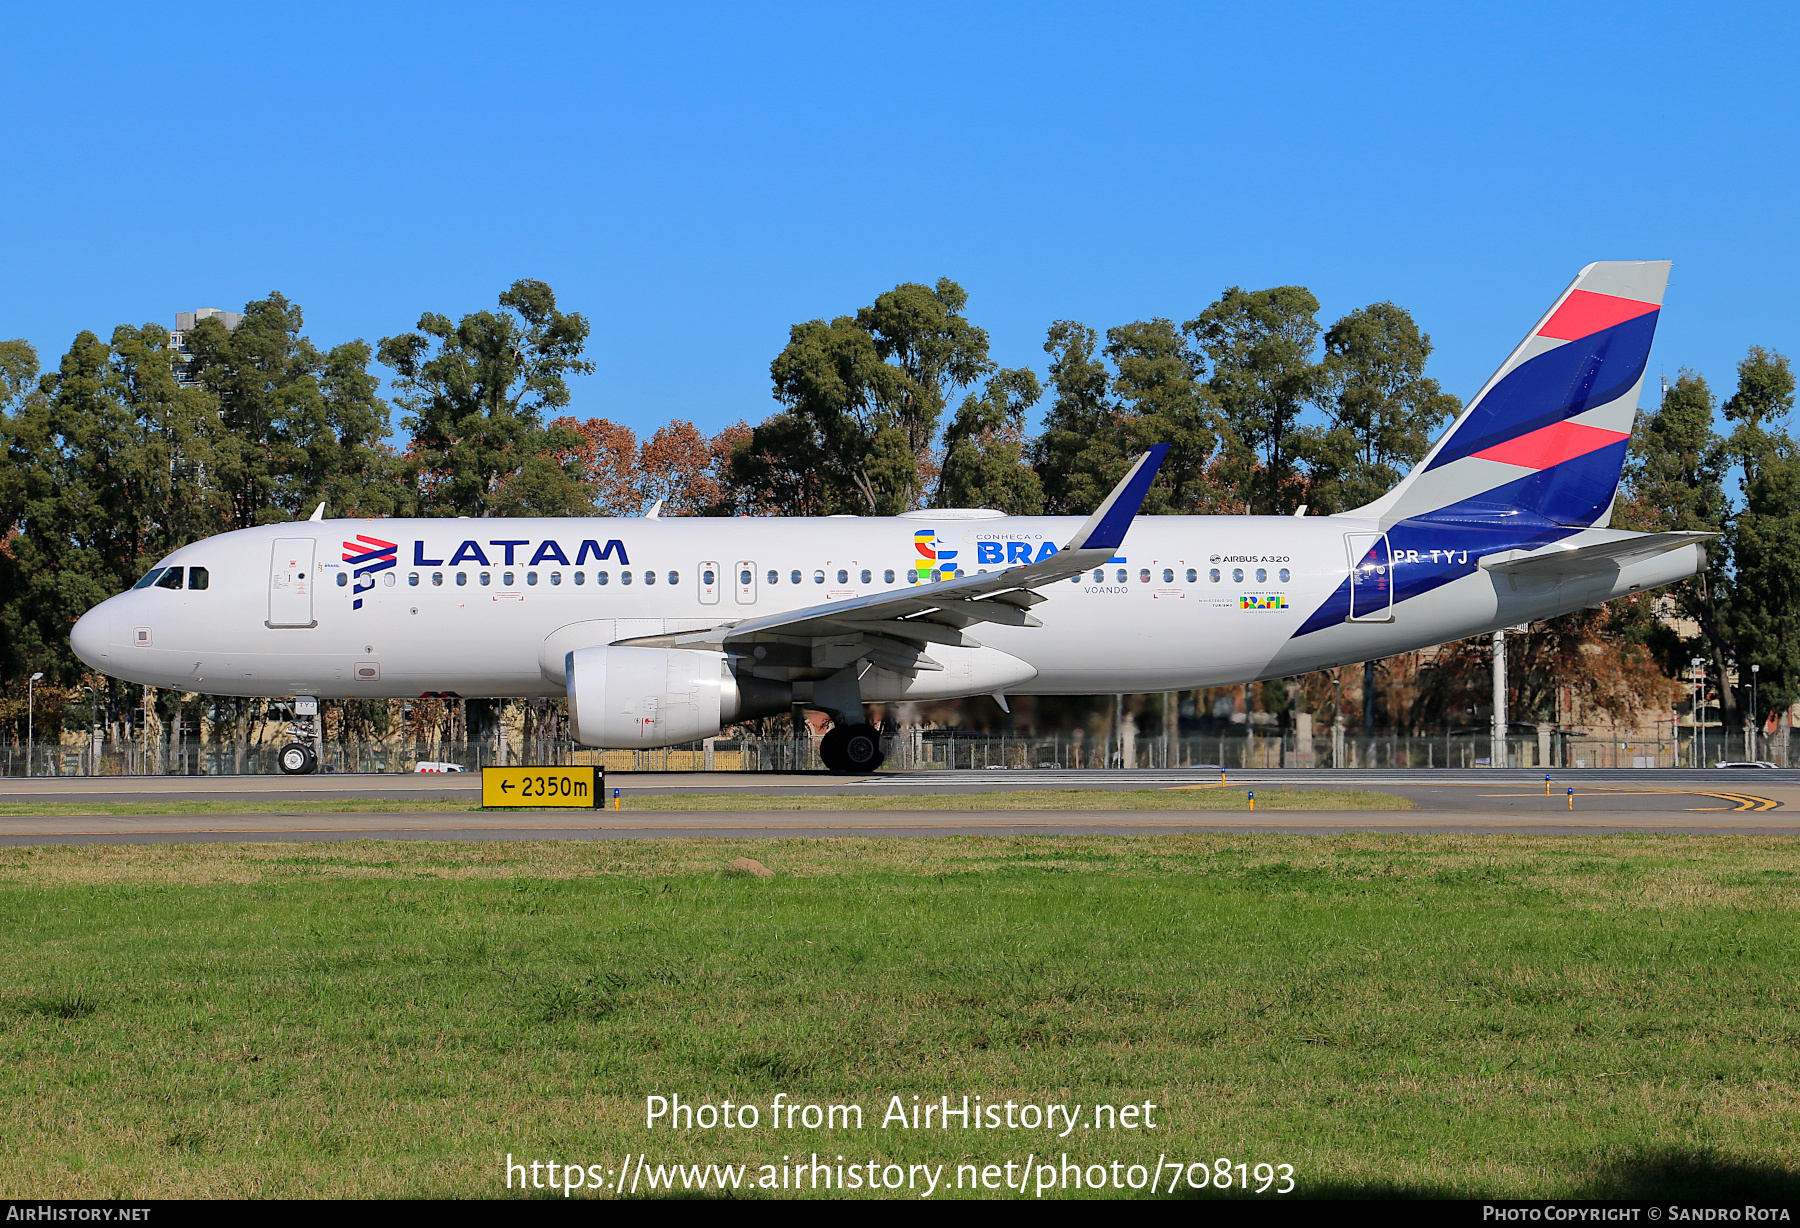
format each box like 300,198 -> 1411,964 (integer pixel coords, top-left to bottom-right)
70,603 -> 113,669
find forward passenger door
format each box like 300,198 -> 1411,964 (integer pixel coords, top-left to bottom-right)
268,538 -> 317,628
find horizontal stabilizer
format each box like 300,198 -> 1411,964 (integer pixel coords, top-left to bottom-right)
1479,531 -> 1714,577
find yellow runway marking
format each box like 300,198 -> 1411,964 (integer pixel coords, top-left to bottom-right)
1168,780 -> 1781,813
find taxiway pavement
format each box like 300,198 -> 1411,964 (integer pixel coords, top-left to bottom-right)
0,768 -> 1794,844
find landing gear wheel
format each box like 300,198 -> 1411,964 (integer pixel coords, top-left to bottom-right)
278,743 -> 317,775
821,723 -> 885,773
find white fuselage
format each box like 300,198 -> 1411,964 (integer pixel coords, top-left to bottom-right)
71,512 -> 1702,702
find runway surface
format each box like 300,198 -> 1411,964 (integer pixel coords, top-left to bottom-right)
2,768 -> 1797,844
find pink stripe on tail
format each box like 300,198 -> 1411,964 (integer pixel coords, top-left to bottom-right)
1470,420 -> 1630,470
1537,289 -> 1658,341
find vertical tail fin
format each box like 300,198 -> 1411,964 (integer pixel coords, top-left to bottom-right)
1349,260 -> 1671,527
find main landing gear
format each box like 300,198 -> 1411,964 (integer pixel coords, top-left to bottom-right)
820,723 -> 885,774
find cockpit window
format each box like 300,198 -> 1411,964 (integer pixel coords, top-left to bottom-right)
188,566 -> 209,590
153,567 -> 184,590
132,568 -> 166,590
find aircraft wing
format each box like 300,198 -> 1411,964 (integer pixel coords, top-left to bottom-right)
1478,531 -> 1715,577
618,444 -> 1170,674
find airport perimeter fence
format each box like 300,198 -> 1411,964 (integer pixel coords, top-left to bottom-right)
0,728 -> 1783,776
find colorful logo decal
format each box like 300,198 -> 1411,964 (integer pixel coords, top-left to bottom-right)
343,534 -> 398,609
912,530 -> 958,582
1240,595 -> 1288,611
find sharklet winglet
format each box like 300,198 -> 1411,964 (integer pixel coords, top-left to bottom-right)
1062,443 -> 1169,554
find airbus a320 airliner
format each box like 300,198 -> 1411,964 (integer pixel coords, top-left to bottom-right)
71,261 -> 1707,773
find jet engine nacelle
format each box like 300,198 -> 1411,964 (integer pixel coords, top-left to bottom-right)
564,646 -> 790,748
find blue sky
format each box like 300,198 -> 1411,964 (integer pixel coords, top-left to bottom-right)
4,1 -> 1796,442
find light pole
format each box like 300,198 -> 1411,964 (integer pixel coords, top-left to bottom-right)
81,685 -> 103,777
26,672 -> 43,777
1690,657 -> 1705,768
1751,664 -> 1761,761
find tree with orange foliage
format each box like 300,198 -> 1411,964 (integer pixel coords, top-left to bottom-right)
1409,605 -> 1681,731
548,416 -> 749,517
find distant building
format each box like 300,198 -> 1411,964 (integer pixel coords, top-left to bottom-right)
169,308 -> 242,385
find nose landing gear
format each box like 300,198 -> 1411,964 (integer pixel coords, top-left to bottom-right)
278,743 -> 318,775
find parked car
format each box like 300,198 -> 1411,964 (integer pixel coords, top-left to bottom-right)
1714,760 -> 1778,769
413,761 -> 468,773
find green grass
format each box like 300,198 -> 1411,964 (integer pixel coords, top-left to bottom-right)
3,835 -> 1799,1198
0,787 -> 1413,816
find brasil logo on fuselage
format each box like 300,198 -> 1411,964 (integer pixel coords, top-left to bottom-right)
912,530 -> 958,583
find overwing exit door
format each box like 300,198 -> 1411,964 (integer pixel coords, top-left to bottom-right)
268,538 -> 317,628
1344,533 -> 1394,623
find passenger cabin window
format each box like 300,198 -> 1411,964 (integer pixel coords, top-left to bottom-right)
456,572 -> 467,586
837,569 -> 849,584
1140,569 -> 1151,583
1209,569 -> 1220,582
668,571 -> 679,586
1116,569 -> 1127,584
336,572 -> 348,587
597,571 -> 609,585
790,570 -> 801,585
1255,568 -> 1267,583
705,569 -> 718,587
1186,568 -> 1197,583
1162,568 -> 1174,584
526,571 -> 537,586
503,571 -> 515,586
1092,570 -> 1103,583
550,572 -> 562,586
1232,568 -> 1244,583
188,566 -> 209,590
814,570 -> 825,584
480,572 -> 491,586
767,570 -> 778,585
622,571 -> 633,585
408,572 -> 420,586
1279,568 -> 1290,582
644,570 -> 656,586
884,570 -> 895,583
861,569 -> 871,584
573,572 -> 585,585
432,572 -> 443,586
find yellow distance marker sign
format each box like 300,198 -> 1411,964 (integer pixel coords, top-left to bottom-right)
481,765 -> 604,809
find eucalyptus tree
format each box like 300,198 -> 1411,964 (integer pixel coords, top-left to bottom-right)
1720,348 -> 1799,722
187,292 -> 399,525
935,366 -> 1044,513
745,279 -> 994,515
1184,285 -> 1325,515
1,324 -> 224,681
379,279 -> 593,517
1306,301 -> 1460,514
1032,318 -> 1220,516
1619,371 -> 1731,679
